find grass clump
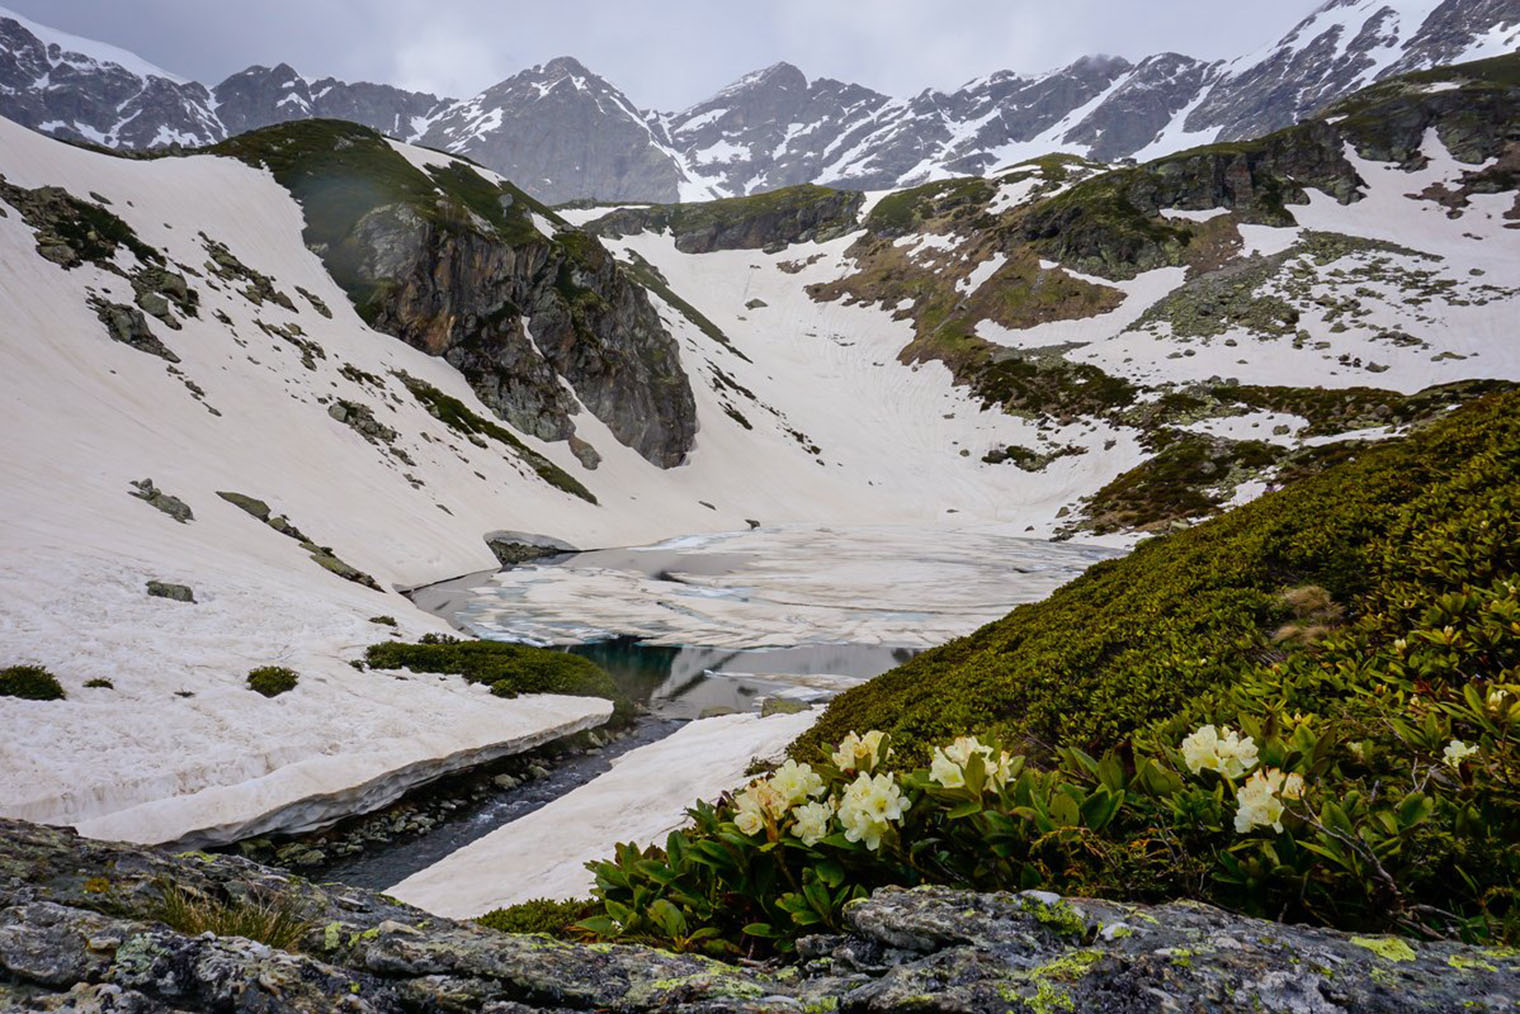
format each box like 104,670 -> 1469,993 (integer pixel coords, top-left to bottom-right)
0,665 -> 66,701
83,678 -> 115,689
477,897 -> 599,938
365,639 -> 630,719
153,884 -> 311,951
247,666 -> 300,698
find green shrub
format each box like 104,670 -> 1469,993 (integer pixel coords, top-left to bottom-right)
477,897 -> 599,937
0,665 -> 66,701
365,639 -> 630,719
573,389 -> 1520,956
796,388 -> 1520,764
247,666 -> 299,698
153,884 -> 310,951
368,615 -> 398,627
83,678 -> 114,689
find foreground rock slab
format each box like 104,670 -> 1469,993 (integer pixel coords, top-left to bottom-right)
0,819 -> 1514,1012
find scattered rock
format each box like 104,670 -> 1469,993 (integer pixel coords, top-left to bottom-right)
88,297 -> 179,362
128,478 -> 193,524
145,580 -> 194,603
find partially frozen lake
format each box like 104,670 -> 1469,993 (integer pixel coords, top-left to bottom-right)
415,525 -> 1119,714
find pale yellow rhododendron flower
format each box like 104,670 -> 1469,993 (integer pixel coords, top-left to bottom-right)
733,794 -> 764,836
732,777 -> 789,836
1180,724 -> 1259,779
929,735 -> 1014,790
1234,767 -> 1300,834
769,760 -> 825,807
837,771 -> 905,851
790,798 -> 836,847
1443,739 -> 1478,769
832,730 -> 889,773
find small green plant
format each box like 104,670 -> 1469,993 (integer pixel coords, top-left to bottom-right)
83,678 -> 114,689
0,665 -> 66,701
477,897 -> 599,937
365,639 -> 630,719
368,615 -> 398,627
247,666 -> 299,698
152,884 -> 311,951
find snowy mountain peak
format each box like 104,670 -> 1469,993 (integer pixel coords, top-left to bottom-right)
537,55 -> 597,81
716,61 -> 810,97
0,5 -> 188,83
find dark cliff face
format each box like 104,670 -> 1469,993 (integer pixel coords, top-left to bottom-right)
214,120 -> 696,469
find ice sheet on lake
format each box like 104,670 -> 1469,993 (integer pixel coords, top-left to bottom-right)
452,524 -> 1119,650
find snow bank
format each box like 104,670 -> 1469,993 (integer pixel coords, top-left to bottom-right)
389,709 -> 819,917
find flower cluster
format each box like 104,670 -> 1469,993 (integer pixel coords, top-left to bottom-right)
837,771 -> 906,850
732,759 -> 826,837
832,730 -> 889,773
1180,725 -> 1306,835
1179,724 -> 1259,779
929,735 -> 1014,789
1233,767 -> 1305,833
731,733 -> 907,851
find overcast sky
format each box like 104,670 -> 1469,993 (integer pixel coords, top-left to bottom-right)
6,1 -> 1320,110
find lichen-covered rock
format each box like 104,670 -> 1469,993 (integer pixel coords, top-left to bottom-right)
0,820 -> 1513,1013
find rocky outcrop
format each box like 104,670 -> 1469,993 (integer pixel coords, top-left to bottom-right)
216,121 -> 696,468
1,819 -> 1514,1013
484,531 -> 579,568
352,202 -> 695,467
588,185 -> 865,253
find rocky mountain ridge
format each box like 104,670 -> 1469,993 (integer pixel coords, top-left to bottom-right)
3,0 -> 1517,202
